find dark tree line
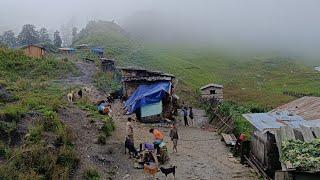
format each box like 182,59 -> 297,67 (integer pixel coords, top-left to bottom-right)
0,24 -> 77,48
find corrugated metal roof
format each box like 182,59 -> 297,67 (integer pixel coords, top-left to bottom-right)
200,83 -> 223,90
242,111 -> 320,132
270,96 -> 320,120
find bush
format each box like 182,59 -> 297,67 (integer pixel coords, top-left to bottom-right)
101,117 -> 115,137
97,134 -> 106,145
83,167 -> 101,180
56,146 -> 79,170
26,124 -> 44,144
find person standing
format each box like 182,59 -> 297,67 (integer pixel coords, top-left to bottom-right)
183,107 -> 189,126
126,117 -> 134,144
149,128 -> 164,154
189,107 -> 194,126
169,124 -> 179,153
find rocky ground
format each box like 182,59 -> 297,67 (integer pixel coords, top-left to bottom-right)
59,59 -> 258,179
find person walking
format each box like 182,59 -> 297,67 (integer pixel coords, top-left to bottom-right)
126,117 -> 134,144
189,107 -> 194,126
169,124 -> 179,153
183,107 -> 189,126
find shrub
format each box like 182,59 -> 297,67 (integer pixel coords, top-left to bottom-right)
26,124 -> 44,144
101,117 -> 115,137
97,134 -> 106,145
56,146 -> 79,170
83,167 -> 101,180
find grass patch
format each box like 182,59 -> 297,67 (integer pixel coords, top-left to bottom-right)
83,167 -> 101,180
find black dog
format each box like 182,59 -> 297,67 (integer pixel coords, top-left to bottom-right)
160,166 -> 177,179
124,137 -> 138,157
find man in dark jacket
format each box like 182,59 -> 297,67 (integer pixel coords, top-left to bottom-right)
169,123 -> 179,153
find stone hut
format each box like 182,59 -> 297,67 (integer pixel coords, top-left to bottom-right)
200,83 -> 223,102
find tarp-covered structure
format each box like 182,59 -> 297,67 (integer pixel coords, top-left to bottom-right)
124,82 -> 171,115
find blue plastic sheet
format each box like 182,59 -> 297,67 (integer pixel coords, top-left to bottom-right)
124,82 -> 171,114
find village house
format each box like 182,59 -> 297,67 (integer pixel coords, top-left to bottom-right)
119,67 -> 176,122
21,44 -> 45,58
200,83 -> 223,102
100,58 -> 115,72
242,96 -> 320,179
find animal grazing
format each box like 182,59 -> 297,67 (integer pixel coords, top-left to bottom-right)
78,89 -> 83,98
124,137 -> 138,158
160,166 -> 177,179
67,91 -> 75,102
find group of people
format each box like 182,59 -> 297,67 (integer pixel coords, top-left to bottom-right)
182,106 -> 194,127
97,100 -> 112,116
125,117 -> 179,155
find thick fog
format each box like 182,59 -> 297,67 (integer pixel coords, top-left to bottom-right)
1,0 -> 320,58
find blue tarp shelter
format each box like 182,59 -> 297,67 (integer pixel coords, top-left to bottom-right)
124,82 -> 171,115
91,47 -> 104,56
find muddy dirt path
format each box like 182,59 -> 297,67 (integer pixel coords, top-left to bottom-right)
110,102 -> 257,180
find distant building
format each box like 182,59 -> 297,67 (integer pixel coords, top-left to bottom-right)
200,83 -> 223,102
58,48 -> 76,55
75,44 -> 89,50
91,47 -> 104,57
100,58 -> 115,72
21,44 -> 45,58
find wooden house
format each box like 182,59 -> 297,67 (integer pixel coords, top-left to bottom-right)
100,58 -> 115,72
22,44 -> 45,58
120,67 -> 176,122
200,83 -> 223,102
242,96 -> 320,179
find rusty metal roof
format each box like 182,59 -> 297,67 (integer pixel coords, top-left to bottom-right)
200,83 -> 223,90
270,96 -> 320,120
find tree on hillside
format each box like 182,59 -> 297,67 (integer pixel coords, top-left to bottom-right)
39,27 -> 51,43
17,24 -> 40,46
72,27 -> 77,42
1,30 -> 17,47
53,30 -> 62,47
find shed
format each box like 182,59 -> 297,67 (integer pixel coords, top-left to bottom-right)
21,44 -> 45,58
91,47 -> 104,57
119,67 -> 176,122
75,44 -> 89,49
242,96 -> 320,179
58,48 -> 75,55
200,83 -> 223,102
100,58 -> 115,72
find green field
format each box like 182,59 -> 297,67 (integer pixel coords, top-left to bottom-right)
74,21 -> 320,108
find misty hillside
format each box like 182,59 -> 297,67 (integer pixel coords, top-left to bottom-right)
73,20 -> 137,57
74,21 -> 320,107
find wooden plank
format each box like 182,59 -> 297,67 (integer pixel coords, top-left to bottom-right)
299,125 -> 315,142
221,133 -> 237,146
275,171 -> 293,180
280,126 -> 295,141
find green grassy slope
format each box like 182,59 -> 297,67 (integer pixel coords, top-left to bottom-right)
74,21 -> 320,108
0,48 -> 79,179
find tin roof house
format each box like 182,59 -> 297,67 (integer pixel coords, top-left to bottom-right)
242,96 -> 320,179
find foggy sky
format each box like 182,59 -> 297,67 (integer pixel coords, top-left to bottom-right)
1,0 -> 320,58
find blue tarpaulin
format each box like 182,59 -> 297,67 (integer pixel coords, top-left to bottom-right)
91,47 -> 104,55
124,82 -> 171,114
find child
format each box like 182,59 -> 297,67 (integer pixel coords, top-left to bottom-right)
169,124 -> 179,153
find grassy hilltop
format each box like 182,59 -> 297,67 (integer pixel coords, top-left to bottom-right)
74,21 -> 320,108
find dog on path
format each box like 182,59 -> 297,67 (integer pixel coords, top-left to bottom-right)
124,137 -> 138,158
160,166 -> 177,179
67,91 -> 75,102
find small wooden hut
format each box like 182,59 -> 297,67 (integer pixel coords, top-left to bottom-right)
22,44 -> 45,58
100,58 -> 115,72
